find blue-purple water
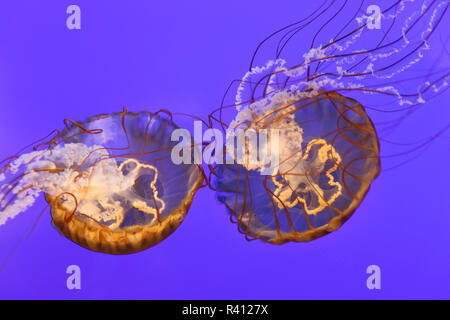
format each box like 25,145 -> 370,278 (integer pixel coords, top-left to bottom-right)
0,1 -> 449,299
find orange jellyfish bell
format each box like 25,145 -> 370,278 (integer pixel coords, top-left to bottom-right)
47,111 -> 204,254
214,90 -> 380,244
0,110 -> 203,254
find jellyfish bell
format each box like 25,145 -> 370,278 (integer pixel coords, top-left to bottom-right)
0,110 -> 203,254
214,89 -> 380,244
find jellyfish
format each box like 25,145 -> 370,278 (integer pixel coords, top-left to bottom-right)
0,110 -> 203,254
210,0 -> 449,243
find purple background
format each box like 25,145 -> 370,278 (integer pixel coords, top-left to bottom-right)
0,1 -> 449,299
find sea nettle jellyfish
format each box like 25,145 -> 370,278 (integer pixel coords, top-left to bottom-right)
0,110 -> 203,254
210,0 -> 449,244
